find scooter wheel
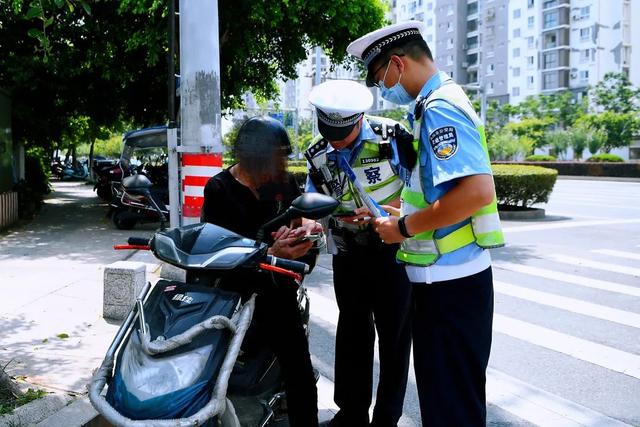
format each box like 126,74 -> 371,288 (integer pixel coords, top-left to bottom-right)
112,211 -> 137,230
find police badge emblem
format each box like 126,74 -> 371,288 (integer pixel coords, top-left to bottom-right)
429,126 -> 458,160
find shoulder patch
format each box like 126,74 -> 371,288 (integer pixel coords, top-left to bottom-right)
428,126 -> 458,160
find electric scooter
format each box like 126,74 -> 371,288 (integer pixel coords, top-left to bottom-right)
89,174 -> 337,426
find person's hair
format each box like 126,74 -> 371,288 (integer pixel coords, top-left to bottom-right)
370,38 -> 433,73
233,116 -> 291,184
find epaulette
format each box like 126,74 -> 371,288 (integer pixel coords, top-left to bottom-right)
305,137 -> 329,158
369,120 -> 396,141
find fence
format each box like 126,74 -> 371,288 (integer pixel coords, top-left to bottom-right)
0,191 -> 18,230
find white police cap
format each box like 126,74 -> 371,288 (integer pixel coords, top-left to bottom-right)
308,80 -> 373,141
347,21 -> 426,86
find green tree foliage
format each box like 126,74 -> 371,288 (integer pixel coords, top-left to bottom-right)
487,130 -> 534,161
504,117 -> 554,149
576,112 -> 640,152
2,0 -> 386,152
591,72 -> 640,114
544,129 -> 572,160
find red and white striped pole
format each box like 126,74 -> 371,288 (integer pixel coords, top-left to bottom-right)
180,153 -> 223,220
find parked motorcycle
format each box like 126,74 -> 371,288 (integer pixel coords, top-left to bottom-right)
109,176 -> 170,230
89,174 -> 337,426
60,160 -> 89,181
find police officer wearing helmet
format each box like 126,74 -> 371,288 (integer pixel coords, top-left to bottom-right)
347,22 -> 505,426
201,116 -> 322,427
305,80 -> 413,427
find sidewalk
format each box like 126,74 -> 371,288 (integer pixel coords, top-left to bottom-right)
0,181 -> 337,425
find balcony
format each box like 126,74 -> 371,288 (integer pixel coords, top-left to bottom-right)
542,0 -> 569,11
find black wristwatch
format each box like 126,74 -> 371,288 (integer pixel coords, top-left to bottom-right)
398,215 -> 414,238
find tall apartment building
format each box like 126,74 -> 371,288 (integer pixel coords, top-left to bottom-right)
390,0 -> 639,107
508,0 -> 638,104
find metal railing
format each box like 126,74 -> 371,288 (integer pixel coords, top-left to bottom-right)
0,191 -> 18,230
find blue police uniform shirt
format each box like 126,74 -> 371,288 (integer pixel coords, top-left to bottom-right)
305,118 -> 407,193
417,71 -> 492,266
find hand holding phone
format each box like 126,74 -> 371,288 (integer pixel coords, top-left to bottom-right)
295,233 -> 323,244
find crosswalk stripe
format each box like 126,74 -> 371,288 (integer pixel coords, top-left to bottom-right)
549,254 -> 640,277
307,288 -> 632,426
487,368 -> 632,427
502,219 -> 640,233
494,281 -> 640,329
592,249 -> 640,262
494,262 -> 640,297
494,314 -> 640,380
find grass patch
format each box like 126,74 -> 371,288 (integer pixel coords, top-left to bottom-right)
0,387 -> 48,416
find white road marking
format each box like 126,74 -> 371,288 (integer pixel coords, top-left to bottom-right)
494,314 -> 640,380
549,254 -> 640,277
307,289 -> 633,426
494,281 -> 640,329
502,219 -> 640,233
487,368 -> 632,427
592,249 -> 640,262
494,262 -> 640,297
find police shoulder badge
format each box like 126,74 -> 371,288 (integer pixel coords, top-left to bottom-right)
429,126 -> 458,160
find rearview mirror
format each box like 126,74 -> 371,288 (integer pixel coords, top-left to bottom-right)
288,193 -> 340,220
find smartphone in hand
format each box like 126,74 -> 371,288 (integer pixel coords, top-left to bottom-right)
294,233 -> 323,244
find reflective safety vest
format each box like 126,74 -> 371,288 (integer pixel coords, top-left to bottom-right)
306,116 -> 406,226
397,82 -> 505,266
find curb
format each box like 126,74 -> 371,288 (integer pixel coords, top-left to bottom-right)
34,397 -> 99,427
0,394 -> 72,427
499,207 -> 545,221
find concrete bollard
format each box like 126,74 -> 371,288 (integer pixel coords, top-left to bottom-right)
103,261 -> 146,320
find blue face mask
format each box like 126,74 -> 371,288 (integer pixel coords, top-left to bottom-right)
378,61 -> 414,105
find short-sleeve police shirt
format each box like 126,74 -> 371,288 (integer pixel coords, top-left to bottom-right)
417,71 -> 491,266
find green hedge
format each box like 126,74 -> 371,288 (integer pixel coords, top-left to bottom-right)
585,153 -> 624,162
491,164 -> 558,208
525,154 -> 556,162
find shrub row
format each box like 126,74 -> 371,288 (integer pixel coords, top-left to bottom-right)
494,161 -> 640,178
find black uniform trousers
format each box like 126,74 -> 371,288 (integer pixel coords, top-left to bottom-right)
331,241 -> 412,427
412,267 -> 494,427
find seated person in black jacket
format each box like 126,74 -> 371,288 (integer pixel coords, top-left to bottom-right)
200,116 -> 322,427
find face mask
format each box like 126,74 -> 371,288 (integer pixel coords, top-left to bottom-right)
378,61 -> 414,105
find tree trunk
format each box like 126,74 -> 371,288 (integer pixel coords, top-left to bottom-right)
0,369 -> 23,397
89,138 -> 96,183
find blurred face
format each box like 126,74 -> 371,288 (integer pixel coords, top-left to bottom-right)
328,119 -> 363,150
240,145 -> 289,187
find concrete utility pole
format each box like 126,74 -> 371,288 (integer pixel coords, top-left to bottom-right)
312,46 -> 322,136
176,0 -> 224,226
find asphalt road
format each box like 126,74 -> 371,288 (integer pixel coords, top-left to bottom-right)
305,177 -> 640,426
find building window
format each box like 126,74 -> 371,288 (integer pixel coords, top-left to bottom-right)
447,38 -> 454,49
543,51 -> 558,68
512,87 -> 520,96
527,55 -> 535,68
487,82 -> 495,94
579,70 -> 589,81
427,2 -> 433,11
447,22 -> 453,32
418,0 -> 422,5
528,0 -> 534,8
447,4 -> 454,15
427,18 -> 433,26
543,0 -> 558,9
513,48 -> 521,57
468,19 -> 478,32
513,28 -> 521,38
544,33 -> 557,49
580,48 -> 591,62
447,55 -> 453,66
427,34 -> 433,43
543,12 -> 558,29
527,76 -> 535,89
527,36 -> 535,49
528,16 -> 535,28
580,27 -> 590,41
580,6 -> 590,19
543,73 -> 558,89
513,9 -> 521,19
513,67 -> 521,77
487,63 -> 495,75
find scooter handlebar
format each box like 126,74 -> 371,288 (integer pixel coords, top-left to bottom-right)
127,237 -> 151,246
264,255 -> 310,275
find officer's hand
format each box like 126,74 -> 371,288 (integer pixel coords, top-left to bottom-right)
338,206 -> 372,224
380,204 -> 401,217
373,216 -> 404,244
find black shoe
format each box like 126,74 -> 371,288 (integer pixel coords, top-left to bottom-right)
320,413 -> 369,427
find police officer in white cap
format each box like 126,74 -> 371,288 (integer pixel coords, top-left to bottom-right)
347,21 -> 505,427
305,79 -> 414,427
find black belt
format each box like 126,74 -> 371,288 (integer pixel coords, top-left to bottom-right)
329,219 -> 382,251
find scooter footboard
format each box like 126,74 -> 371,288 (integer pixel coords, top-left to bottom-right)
89,293 -> 256,427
